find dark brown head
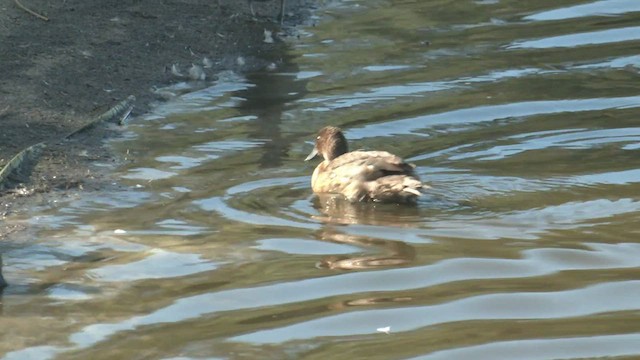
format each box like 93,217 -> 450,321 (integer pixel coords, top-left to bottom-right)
305,126 -> 349,161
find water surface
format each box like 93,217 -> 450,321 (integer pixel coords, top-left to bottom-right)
2,0 -> 640,359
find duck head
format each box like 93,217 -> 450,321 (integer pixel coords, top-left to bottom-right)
305,126 -> 349,161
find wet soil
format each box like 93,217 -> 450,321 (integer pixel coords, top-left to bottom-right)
0,0 -> 313,235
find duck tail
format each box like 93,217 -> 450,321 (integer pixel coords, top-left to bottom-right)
403,187 -> 422,197
367,175 -> 428,203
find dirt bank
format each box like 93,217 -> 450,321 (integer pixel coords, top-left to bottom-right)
0,0 -> 313,233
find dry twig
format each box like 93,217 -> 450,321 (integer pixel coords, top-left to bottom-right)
14,0 -> 49,21
0,105 -> 10,118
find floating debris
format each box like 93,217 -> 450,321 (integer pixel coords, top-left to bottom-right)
263,29 -> 274,43
202,57 -> 214,68
0,142 -> 46,189
188,64 -> 206,81
65,95 -> 135,139
171,63 -> 184,78
236,56 -> 246,66
152,86 -> 177,101
0,105 -> 10,118
114,229 -> 127,234
376,326 -> 391,334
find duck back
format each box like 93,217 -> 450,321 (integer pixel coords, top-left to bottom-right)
311,150 -> 425,203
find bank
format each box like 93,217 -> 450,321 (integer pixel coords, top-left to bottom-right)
0,0 -> 314,237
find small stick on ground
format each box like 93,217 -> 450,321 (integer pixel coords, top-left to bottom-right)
14,0 -> 49,21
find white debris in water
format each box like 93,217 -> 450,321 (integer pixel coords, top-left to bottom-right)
263,29 -> 274,44
202,57 -> 214,68
114,229 -> 127,234
266,62 -> 277,71
170,64 -> 184,78
376,326 -> 391,334
236,56 -> 246,66
152,86 -> 177,100
188,64 -> 206,81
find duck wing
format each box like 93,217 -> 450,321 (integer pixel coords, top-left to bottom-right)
365,174 -> 426,203
327,151 -> 417,181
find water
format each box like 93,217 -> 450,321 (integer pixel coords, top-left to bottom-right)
3,0 -> 640,358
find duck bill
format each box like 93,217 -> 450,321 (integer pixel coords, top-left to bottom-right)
305,147 -> 318,161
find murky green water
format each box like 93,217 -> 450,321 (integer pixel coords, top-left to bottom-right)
3,0 -> 640,358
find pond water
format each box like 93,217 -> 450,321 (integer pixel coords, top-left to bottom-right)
3,0 -> 640,359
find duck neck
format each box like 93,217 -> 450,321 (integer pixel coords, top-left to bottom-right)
326,139 -> 348,160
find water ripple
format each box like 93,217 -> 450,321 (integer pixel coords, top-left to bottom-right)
414,333 -> 640,360
508,26 -> 640,49
524,0 -> 640,21
88,249 -> 216,282
6,0 -> 640,358
348,96 -> 640,139
58,242 -> 640,348
232,280 -> 640,343
450,127 -> 640,161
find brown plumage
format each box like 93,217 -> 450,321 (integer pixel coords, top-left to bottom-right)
305,126 -> 428,203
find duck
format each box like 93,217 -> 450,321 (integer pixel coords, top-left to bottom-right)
305,126 -> 428,203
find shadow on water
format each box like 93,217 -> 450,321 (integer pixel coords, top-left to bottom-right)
0,254 -> 6,294
238,56 -> 309,168
3,0 -> 640,359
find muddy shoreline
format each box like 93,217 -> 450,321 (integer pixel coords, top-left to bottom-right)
0,0 -> 313,235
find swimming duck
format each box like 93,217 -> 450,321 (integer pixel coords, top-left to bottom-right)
305,126 -> 428,203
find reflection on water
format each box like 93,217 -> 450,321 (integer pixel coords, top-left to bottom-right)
3,0 -> 640,359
